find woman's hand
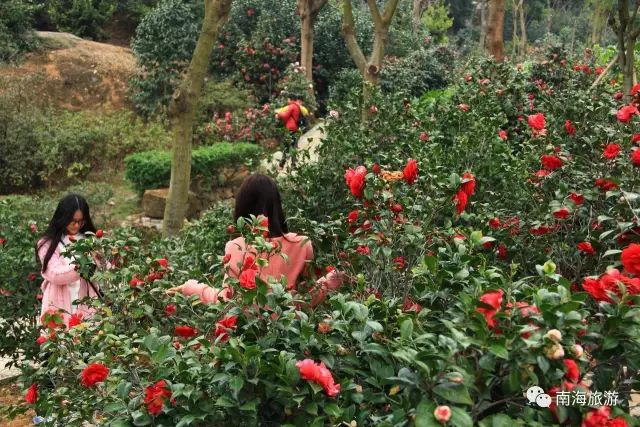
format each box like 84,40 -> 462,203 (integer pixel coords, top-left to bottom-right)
91,251 -> 106,270
165,284 -> 186,296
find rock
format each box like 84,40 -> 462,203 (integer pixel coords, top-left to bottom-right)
142,189 -> 203,219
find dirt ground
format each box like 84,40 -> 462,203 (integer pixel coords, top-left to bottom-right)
0,31 -> 137,112
0,384 -> 33,427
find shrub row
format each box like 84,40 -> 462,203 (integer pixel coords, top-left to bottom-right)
124,142 -> 263,194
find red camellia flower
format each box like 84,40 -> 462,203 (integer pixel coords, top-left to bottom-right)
344,166 -> 367,198
393,256 -> 406,270
476,289 -> 503,329
24,384 -> 37,404
568,192 -> 584,205
214,315 -> 238,343
391,203 -> 403,214
402,298 -> 423,313
497,244 -> 507,259
347,210 -> 359,224
227,225 -> 236,234
372,163 -> 381,174
595,178 -> 618,191
164,304 -> 176,316
631,149 -> 640,166
603,144 -> 621,159
582,406 -> 614,427
296,359 -> 340,397
144,380 -> 172,416
403,159 -> 418,185
68,313 -> 83,328
460,172 -> 476,196
541,154 -> 563,171
527,113 -> 546,130
434,405 -> 452,423
530,225 -> 552,236
36,335 -> 47,345
80,363 -> 109,387
553,208 -> 571,219
563,359 -> 580,383
498,129 -> 508,140
156,258 -> 169,269
632,134 -> 640,144
621,243 -> 640,276
356,245 -> 370,255
616,104 -> 639,123
95,229 -> 103,238
174,325 -> 198,338
239,268 -> 257,289
488,218 -> 501,229
129,277 -> 144,288
453,190 -> 468,215
577,242 -> 595,255
222,253 -> 231,264
419,131 -> 429,141
564,120 -> 576,135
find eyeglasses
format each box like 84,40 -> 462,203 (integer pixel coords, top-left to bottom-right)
69,219 -> 85,226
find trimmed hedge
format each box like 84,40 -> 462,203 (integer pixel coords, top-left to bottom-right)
124,142 -> 262,194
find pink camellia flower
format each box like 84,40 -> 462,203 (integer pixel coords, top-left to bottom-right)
369,105 -> 378,114
329,110 -> 339,119
296,359 -> 340,397
457,103 -> 470,112
498,129 -> 508,140
419,131 -> 429,141
603,144 -> 621,159
433,405 -> 452,423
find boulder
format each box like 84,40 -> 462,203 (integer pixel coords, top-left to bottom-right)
142,188 -> 203,219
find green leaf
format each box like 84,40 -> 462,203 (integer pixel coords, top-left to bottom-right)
489,344 -> 508,360
450,407 -> 473,427
305,402 -> 318,415
143,334 -> 159,352
603,336 -> 618,350
366,320 -> 384,332
230,377 -> 244,399
151,343 -> 175,364
432,383 -> 473,405
323,403 -> 342,417
415,399 -> 438,427
400,319 -> 414,340
131,410 -> 151,426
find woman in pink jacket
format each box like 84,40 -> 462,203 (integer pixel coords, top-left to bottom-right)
168,174 -> 343,306
36,194 -> 101,327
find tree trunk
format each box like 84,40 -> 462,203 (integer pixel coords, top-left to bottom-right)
592,0 -> 605,45
162,0 -> 233,237
518,0 -> 526,56
545,0 -> 553,35
512,1 -> 518,58
298,0 -> 327,86
299,2 -> 314,83
412,0 -> 429,33
341,0 -> 400,122
479,0 -> 488,48
485,0 -> 505,61
624,34 -> 636,100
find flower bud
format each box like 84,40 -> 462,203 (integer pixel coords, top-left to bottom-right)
545,329 -> 562,343
434,405 -> 452,423
572,344 -> 584,358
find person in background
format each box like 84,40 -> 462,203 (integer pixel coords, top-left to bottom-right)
36,194 -> 103,327
275,94 -> 310,169
167,174 -> 342,307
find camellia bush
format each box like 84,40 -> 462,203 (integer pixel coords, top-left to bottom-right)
6,51 -> 640,426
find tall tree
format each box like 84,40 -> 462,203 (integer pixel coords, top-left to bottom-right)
484,0 -> 505,61
298,0 -> 328,85
609,0 -> 640,102
341,0 -> 401,121
162,0 -> 233,236
510,0 -> 525,58
591,0 -> 615,45
412,0 -> 429,33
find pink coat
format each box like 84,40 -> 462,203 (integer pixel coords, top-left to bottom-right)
183,233 -> 342,306
37,239 -> 99,327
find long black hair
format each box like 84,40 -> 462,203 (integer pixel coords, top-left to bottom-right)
36,194 -> 96,273
234,174 -> 288,238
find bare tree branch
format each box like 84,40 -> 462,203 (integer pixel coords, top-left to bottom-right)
341,0 -> 367,73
